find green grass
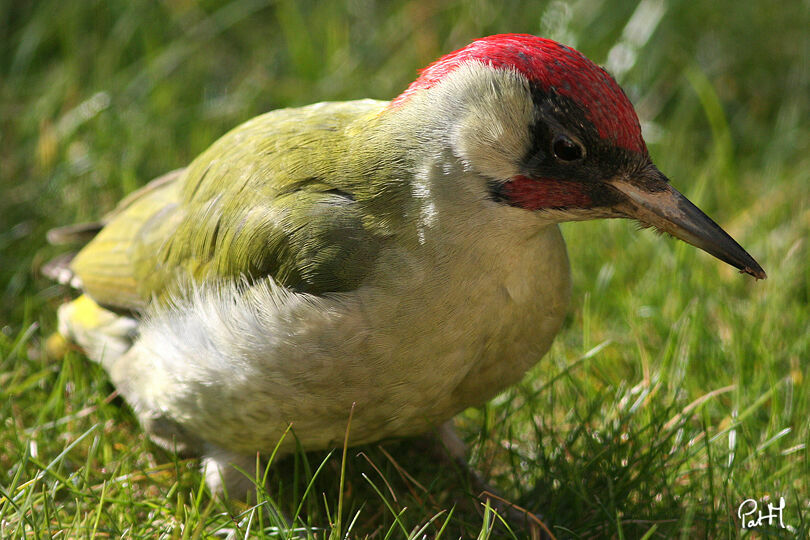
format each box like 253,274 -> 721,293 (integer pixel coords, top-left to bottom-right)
1,0 -> 808,537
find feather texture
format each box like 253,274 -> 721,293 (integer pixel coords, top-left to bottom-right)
70,100 -> 407,310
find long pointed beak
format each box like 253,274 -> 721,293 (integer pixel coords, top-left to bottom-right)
609,168 -> 766,279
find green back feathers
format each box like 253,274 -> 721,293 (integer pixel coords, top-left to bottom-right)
69,100 -> 412,311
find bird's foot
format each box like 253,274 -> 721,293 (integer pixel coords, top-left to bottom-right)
201,445 -> 264,502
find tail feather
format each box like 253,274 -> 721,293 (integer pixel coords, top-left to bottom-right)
46,222 -> 104,245
41,252 -> 83,289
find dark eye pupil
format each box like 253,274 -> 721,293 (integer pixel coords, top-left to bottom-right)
553,136 -> 583,161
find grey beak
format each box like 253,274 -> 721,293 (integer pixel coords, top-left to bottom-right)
609,169 -> 766,279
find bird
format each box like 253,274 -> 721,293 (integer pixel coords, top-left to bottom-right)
46,34 -> 766,499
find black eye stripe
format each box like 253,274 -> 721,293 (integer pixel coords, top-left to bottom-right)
553,134 -> 584,161
523,84 -> 644,181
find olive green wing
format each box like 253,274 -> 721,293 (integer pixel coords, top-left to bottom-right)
69,100 -> 392,312
67,171 -> 184,310
46,169 -> 185,247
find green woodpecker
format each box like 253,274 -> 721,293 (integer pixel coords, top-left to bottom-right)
48,34 -> 765,496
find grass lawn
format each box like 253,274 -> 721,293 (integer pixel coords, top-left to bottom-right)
1,0 -> 808,537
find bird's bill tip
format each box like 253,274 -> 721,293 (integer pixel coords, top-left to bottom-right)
608,172 -> 766,280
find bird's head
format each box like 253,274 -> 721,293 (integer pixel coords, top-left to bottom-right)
389,34 -> 765,279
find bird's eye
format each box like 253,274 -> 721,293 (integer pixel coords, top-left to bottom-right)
552,135 -> 584,162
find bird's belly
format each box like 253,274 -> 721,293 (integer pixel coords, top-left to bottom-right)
135,225 -> 570,454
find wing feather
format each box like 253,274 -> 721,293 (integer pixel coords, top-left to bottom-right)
66,100 -> 393,311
